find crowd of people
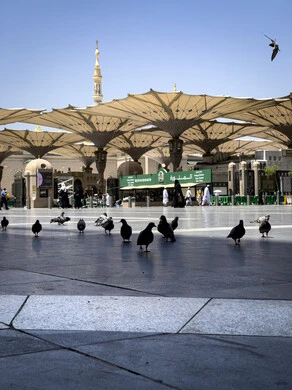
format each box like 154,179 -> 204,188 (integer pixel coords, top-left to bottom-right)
162,181 -> 212,208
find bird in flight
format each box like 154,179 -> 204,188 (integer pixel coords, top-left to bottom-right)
264,34 -> 280,61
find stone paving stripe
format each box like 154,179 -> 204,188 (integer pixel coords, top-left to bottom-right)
181,298 -> 292,337
0,295 -> 28,325
12,296 -> 209,332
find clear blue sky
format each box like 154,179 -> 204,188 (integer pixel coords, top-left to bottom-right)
1,0 -> 291,120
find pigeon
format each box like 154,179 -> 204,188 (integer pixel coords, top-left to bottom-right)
120,218 -> 132,242
259,217 -> 271,238
157,215 -> 176,242
227,220 -> 245,245
171,216 -> 179,231
95,213 -> 107,226
50,212 -> 70,225
77,219 -> 86,233
250,215 -> 270,224
1,216 -> 9,231
32,220 -> 42,237
137,222 -> 156,252
264,34 -> 280,61
101,216 -> 114,235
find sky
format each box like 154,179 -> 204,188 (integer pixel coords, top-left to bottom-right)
1,0 -> 291,131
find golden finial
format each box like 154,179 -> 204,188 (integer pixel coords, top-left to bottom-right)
34,125 -> 42,132
173,83 -> 177,92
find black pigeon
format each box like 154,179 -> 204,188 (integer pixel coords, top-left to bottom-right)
95,213 -> 107,226
158,215 -> 176,242
50,211 -> 71,225
264,34 -> 280,61
77,219 -> 86,233
259,217 -> 271,238
171,216 -> 179,231
120,218 -> 132,242
101,216 -> 114,235
227,220 -> 245,245
137,222 -> 156,252
1,216 -> 9,231
32,220 -> 42,237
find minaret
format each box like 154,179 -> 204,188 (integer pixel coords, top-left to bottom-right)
93,40 -> 103,105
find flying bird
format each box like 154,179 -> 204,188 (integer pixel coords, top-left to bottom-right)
264,34 -> 280,61
137,222 -> 156,252
157,215 -> 176,242
250,215 -> 270,224
50,211 -> 71,225
77,219 -> 86,233
32,220 -> 42,237
227,220 -> 245,245
95,213 -> 108,226
1,216 -> 9,231
120,218 -> 132,242
100,216 -> 114,235
171,216 -> 179,231
259,217 -> 271,238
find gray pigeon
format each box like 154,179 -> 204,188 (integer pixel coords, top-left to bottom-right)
32,220 -> 42,237
227,220 -> 245,245
120,218 -> 132,242
264,34 -> 280,61
259,218 -> 271,238
77,219 -> 86,233
158,215 -> 176,242
137,222 -> 156,252
1,216 -> 9,231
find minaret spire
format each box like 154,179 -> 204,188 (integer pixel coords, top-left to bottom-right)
93,40 -> 103,105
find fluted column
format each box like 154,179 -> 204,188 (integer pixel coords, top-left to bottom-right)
239,161 -> 247,196
253,161 -> 260,196
228,162 -> 236,196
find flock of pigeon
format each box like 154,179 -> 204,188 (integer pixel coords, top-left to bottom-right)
1,211 -> 271,251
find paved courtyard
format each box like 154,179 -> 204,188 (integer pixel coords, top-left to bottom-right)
0,204 -> 292,389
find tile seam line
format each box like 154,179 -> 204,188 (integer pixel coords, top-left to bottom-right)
10,295 -> 30,329
177,297 -> 213,334
8,328 -> 181,390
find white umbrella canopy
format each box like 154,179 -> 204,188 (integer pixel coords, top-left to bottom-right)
0,107 -> 45,125
0,128 -> 85,158
78,89 -> 279,138
22,106 -> 149,148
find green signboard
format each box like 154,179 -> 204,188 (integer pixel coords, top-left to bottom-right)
120,168 -> 212,189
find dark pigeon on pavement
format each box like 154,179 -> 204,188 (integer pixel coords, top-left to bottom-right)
227,220 -> 245,245
259,217 -> 271,238
137,222 -> 156,252
158,215 -> 176,242
120,218 -> 132,242
77,219 -> 86,233
101,216 -> 114,235
1,216 -> 9,231
32,220 -> 42,237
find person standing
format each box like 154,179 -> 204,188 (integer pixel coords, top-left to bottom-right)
0,188 -> 9,210
162,187 -> 169,206
202,185 -> 211,206
173,179 -> 186,208
185,187 -> 193,206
